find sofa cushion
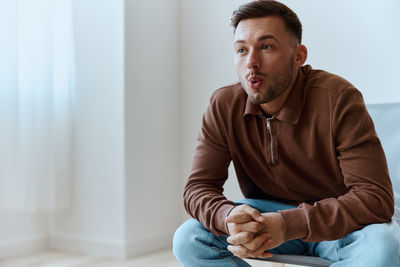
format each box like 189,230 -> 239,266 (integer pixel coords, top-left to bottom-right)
367,103 -> 400,225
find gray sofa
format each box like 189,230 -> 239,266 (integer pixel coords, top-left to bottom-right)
260,103 -> 400,267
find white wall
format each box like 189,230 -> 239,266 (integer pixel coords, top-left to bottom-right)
49,0 -> 183,258
125,0 -> 182,257
0,1 -> 48,258
49,0 -> 126,258
180,0 -> 400,207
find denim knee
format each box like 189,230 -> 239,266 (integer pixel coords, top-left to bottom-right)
343,220 -> 400,266
363,221 -> 400,264
173,219 -> 212,263
173,219 -> 250,267
173,219 -> 193,261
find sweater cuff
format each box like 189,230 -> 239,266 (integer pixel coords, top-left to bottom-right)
279,208 -> 308,241
214,204 -> 236,236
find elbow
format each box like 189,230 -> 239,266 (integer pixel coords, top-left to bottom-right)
375,190 -> 394,222
356,187 -> 394,223
384,199 -> 395,222
183,182 -> 194,216
183,190 -> 190,215
383,187 -> 395,221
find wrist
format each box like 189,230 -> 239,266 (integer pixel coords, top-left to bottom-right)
278,208 -> 308,241
223,205 -> 237,235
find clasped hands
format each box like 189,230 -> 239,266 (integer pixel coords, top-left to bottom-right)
225,204 -> 285,259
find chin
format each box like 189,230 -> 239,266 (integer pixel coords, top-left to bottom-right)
249,94 -> 265,104
250,94 -> 277,105
244,86 -> 272,104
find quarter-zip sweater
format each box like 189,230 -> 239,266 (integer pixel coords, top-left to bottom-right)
183,65 -> 394,242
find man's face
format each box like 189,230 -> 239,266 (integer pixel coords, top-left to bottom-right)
234,16 -> 298,105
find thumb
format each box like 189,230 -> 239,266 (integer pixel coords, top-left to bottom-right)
255,213 -> 270,223
240,205 -> 262,221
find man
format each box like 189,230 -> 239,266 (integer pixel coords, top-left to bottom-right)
173,1 -> 400,266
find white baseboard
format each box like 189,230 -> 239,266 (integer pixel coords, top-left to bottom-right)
51,232 -> 173,259
18,232 -> 173,259
0,235 -> 47,258
49,234 -> 126,258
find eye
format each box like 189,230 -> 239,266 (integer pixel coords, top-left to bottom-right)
237,48 -> 246,54
262,44 -> 272,50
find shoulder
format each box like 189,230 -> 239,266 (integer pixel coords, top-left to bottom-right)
300,66 -> 366,124
205,82 -> 247,124
305,67 -> 357,96
209,82 -> 247,109
210,82 -> 245,102
302,66 -> 365,113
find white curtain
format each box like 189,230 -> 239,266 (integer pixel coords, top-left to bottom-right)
0,0 -> 74,210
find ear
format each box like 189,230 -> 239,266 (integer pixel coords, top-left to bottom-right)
294,44 -> 307,67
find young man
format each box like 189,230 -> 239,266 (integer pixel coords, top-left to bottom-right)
173,1 -> 400,266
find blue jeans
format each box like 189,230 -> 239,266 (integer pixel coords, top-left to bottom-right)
173,199 -> 400,267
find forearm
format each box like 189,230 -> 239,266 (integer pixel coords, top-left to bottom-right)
184,133 -> 234,235
279,185 -> 394,242
184,180 -> 235,235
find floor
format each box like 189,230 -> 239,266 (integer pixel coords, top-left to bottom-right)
0,249 -> 304,267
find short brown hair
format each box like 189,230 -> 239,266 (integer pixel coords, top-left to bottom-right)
231,0 -> 302,43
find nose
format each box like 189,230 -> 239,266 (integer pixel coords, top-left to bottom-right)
246,49 -> 260,70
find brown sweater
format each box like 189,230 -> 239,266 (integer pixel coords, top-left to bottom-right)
183,65 -> 394,242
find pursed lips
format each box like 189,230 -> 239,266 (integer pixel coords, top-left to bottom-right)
248,76 -> 263,89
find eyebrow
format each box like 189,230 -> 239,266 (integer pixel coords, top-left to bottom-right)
234,35 -> 278,45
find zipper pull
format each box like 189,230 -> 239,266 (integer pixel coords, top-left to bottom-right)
265,117 -> 276,165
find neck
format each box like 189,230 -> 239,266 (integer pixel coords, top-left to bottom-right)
259,71 -> 298,115
258,87 -> 291,115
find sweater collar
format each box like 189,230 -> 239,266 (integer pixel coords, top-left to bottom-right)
243,65 -> 310,124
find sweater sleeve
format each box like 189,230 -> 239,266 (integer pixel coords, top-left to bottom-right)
280,88 -> 394,242
183,92 -> 235,236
